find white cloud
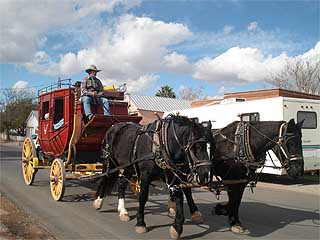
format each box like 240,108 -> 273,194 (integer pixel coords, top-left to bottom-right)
0,0 -> 140,63
223,25 -> 234,34
193,42 -> 320,83
35,15 -> 191,93
24,51 -> 60,76
299,41 -> 320,61
247,21 -> 258,32
35,36 -> 47,49
217,86 -> 234,94
181,24 -> 304,56
163,52 -> 193,74
12,81 -> 29,90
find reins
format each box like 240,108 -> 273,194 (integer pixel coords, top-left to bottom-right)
80,117 -> 212,188
215,121 -> 299,171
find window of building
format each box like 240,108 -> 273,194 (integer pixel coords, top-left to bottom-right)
240,112 -> 260,122
53,98 -> 64,124
297,111 -> 317,129
42,101 -> 49,120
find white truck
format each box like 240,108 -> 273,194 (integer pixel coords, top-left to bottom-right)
165,96 -> 320,175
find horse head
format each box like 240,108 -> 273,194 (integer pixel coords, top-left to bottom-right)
164,115 -> 214,185
273,118 -> 304,178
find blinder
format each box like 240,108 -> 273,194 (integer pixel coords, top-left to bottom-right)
275,123 -> 303,170
159,118 -> 212,185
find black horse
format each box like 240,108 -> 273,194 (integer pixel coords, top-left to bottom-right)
168,119 -> 304,234
93,115 -> 214,239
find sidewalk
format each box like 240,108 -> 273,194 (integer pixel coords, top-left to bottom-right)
257,174 -> 320,196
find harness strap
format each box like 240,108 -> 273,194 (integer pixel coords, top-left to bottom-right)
234,121 -> 255,166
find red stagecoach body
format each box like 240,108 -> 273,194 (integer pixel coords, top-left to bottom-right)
21,80 -> 142,200
37,83 -> 141,161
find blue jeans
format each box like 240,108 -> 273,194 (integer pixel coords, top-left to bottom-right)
81,95 -> 110,116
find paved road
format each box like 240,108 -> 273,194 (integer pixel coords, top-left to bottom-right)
1,143 -> 319,239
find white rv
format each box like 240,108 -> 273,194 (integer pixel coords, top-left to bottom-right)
165,96 -> 320,175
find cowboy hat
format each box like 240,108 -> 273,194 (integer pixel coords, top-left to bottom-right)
85,65 -> 101,73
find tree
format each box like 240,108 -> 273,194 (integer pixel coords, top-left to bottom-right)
269,59 -> 320,95
0,89 -> 37,137
155,85 -> 176,98
179,86 -> 204,101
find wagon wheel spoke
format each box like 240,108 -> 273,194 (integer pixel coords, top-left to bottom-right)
21,137 -> 36,186
50,159 -> 66,201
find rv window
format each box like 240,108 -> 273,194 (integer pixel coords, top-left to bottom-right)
241,112 -> 260,122
42,101 -> 49,120
53,98 -> 64,125
297,111 -> 317,129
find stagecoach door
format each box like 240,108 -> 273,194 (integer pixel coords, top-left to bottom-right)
40,100 -> 50,139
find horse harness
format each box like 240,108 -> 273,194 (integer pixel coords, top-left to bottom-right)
100,118 -> 211,187
215,120 -> 300,171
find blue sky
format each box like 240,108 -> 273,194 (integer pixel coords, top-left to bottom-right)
1,0 -> 319,99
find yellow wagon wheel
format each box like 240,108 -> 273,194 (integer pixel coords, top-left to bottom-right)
50,158 -> 66,201
22,137 -> 37,185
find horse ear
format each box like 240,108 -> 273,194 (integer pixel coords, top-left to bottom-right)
207,120 -> 212,129
288,118 -> 295,127
297,119 -> 304,129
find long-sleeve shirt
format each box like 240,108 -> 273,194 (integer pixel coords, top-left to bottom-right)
80,76 -> 103,96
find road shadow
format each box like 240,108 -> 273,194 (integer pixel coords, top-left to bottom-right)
180,201 -> 319,239
57,177 -> 319,239
96,197 -> 319,239
63,192 -> 96,202
259,173 -> 320,186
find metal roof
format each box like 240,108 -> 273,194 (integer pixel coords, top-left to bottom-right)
127,95 -> 191,112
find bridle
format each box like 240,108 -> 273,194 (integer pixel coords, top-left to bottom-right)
216,121 -> 302,171
272,122 -> 303,170
155,118 -> 212,184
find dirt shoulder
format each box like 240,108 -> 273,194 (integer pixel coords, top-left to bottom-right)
0,192 -> 55,240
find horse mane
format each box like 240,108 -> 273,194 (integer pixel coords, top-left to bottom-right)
164,114 -> 197,127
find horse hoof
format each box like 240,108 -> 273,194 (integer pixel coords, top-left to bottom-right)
168,207 -> 176,217
93,197 -> 104,210
191,211 -> 204,224
119,213 -> 130,222
169,226 -> 181,240
135,226 -> 147,234
230,225 -> 247,234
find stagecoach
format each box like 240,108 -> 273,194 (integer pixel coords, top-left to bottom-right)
21,79 -> 142,201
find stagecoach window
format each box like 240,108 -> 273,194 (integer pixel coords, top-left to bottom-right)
240,112 -> 260,122
42,101 -> 49,120
297,111 -> 317,129
53,98 -> 64,125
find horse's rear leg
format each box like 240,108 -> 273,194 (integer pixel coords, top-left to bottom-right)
135,173 -> 151,234
93,174 -> 117,210
118,176 -> 130,221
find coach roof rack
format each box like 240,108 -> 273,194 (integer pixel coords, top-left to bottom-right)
38,78 -> 72,96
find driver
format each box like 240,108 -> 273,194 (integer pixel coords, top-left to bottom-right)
80,65 -> 110,120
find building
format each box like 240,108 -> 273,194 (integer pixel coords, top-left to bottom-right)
126,95 -> 191,125
165,88 -> 320,175
25,110 -> 38,137
191,88 -> 320,107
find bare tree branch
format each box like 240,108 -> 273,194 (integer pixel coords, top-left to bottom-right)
268,59 -> 320,95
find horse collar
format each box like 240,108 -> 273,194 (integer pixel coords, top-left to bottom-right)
234,121 -> 256,167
